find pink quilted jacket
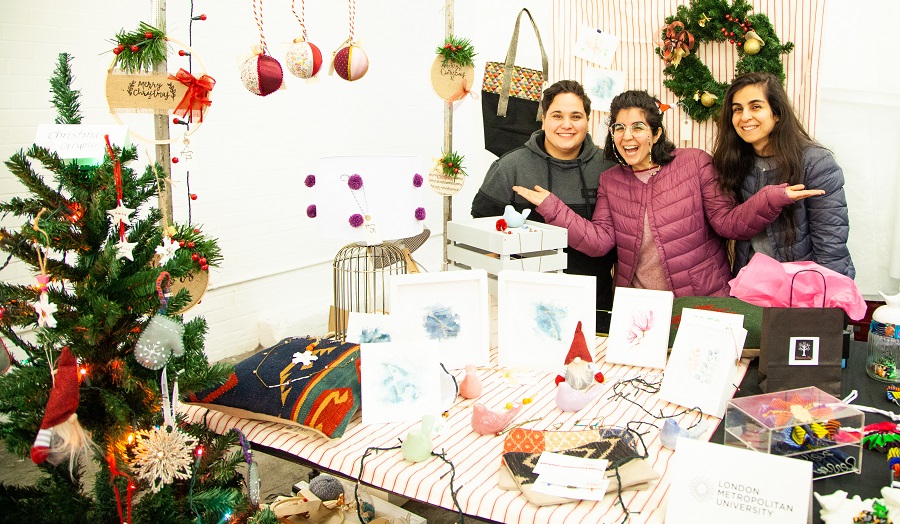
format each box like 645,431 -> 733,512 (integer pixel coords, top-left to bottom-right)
536,148 -> 792,297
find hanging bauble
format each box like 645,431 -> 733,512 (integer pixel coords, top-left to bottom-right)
700,91 -> 718,107
743,30 -> 765,56
286,39 -> 323,79
240,53 -> 285,96
333,43 -> 368,81
134,314 -> 185,370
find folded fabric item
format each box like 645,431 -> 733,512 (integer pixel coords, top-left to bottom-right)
668,296 -> 763,350
185,337 -> 361,438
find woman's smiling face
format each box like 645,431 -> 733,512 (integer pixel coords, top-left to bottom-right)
542,92 -> 589,160
731,84 -> 779,155
611,107 -> 658,171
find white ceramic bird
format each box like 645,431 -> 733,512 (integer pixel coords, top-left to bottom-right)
555,382 -> 604,412
502,205 -> 531,228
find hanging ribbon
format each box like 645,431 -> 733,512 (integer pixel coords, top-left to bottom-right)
656,21 -> 695,68
107,453 -> 135,524
446,79 -> 478,106
168,69 -> 215,123
156,271 -> 171,314
104,135 -> 126,244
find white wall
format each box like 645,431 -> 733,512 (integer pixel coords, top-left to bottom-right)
0,1 -> 552,361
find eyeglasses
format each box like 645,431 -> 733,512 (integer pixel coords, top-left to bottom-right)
610,122 -> 649,137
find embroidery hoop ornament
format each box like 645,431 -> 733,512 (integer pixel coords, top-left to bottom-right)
427,150 -> 467,197
655,0 -> 794,122
105,37 -> 210,145
430,35 -> 477,103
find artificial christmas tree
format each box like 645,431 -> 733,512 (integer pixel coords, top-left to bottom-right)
0,53 -> 276,524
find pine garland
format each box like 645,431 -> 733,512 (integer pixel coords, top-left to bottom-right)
50,53 -> 82,125
655,0 -> 794,122
439,150 -> 467,180
436,35 -> 477,68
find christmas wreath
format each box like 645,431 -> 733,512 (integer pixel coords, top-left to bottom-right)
655,0 -> 794,122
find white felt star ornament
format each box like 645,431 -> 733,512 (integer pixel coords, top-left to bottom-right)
116,239 -> 138,261
107,203 -> 134,225
292,351 -> 318,367
155,236 -> 180,266
32,293 -> 58,328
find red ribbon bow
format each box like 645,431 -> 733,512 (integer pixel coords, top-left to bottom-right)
447,78 -> 477,106
168,68 -> 215,123
656,21 -> 695,65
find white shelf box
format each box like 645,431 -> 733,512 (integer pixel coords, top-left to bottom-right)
447,218 -> 568,276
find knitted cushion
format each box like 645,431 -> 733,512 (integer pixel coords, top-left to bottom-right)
185,337 -> 361,438
668,296 -> 763,350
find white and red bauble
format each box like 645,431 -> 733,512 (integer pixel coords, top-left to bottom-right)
333,44 -> 369,82
286,39 -> 323,79
240,53 -> 285,96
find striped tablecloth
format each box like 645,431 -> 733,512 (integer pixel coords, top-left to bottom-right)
181,338 -> 749,523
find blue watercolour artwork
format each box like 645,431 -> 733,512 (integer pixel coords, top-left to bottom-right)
359,327 -> 391,343
380,363 -> 422,404
422,304 -> 462,341
533,302 -> 568,341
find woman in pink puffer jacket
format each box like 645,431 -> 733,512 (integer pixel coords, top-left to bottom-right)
513,90 -> 823,297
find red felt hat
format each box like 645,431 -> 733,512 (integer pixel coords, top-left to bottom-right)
31,347 -> 80,463
563,321 -> 592,365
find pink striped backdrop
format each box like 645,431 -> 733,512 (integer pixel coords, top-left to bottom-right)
182,340 -> 750,523
551,0 -> 827,151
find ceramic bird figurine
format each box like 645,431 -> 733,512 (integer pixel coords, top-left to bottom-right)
502,205 -> 531,228
659,417 -> 710,450
472,402 -> 522,435
458,365 -> 482,399
401,415 -> 435,462
555,381 -> 604,412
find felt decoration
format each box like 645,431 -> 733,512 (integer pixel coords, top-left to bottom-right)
554,321 -> 605,389
31,347 -> 93,466
240,53 -> 285,96
134,273 -> 185,370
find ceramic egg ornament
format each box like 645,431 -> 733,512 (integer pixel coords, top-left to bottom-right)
333,43 -> 369,81
286,39 -> 323,79
240,53 -> 285,96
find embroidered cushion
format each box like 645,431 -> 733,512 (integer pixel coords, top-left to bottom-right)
185,337 -> 360,438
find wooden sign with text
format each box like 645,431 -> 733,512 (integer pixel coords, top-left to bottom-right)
106,72 -> 187,112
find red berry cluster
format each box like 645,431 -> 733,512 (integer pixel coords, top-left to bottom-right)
443,43 -> 463,52
175,237 -> 210,271
443,161 -> 460,174
721,14 -> 753,46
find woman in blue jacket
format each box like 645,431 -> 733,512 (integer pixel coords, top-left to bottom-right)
712,72 -> 855,278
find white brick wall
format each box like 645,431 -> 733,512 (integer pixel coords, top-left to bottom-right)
0,1 -> 553,360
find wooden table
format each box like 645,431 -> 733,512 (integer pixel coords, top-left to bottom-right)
182,338 -> 749,523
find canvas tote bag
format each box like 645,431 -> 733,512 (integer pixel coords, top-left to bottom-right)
481,8 -> 548,157
758,270 -> 844,396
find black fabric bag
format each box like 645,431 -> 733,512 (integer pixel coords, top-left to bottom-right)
481,8 -> 548,157
758,270 -> 844,396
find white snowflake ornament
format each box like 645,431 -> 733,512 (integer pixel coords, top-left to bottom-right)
32,293 -> 57,328
131,426 -> 195,493
292,351 -> 318,367
154,236 -> 180,266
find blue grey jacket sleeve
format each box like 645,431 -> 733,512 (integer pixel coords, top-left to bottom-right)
804,148 -> 855,278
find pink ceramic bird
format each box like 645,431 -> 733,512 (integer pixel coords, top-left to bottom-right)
555,382 -> 604,412
471,402 -> 522,435
458,365 -> 483,399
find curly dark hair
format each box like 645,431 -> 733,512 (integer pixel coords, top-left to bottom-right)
603,90 -> 676,166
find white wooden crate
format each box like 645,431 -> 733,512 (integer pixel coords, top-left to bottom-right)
446,217 -> 567,275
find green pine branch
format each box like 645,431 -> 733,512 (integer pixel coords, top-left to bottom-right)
50,53 -> 82,125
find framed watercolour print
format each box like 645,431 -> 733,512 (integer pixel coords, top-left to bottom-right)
659,309 -> 747,417
389,269 -> 490,368
361,342 -> 441,424
497,271 -> 596,369
345,312 -> 395,344
605,287 -> 674,369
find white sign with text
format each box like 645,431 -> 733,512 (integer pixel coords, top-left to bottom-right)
666,438 -> 811,523
34,124 -> 128,164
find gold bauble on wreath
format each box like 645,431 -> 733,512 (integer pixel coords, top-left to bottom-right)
700,92 -> 717,107
743,38 -> 761,55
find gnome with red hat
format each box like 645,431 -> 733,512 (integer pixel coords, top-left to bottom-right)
554,321 -> 604,390
31,346 -> 93,469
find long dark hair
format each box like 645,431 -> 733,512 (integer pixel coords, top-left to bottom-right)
603,90 -> 676,166
712,72 -> 815,254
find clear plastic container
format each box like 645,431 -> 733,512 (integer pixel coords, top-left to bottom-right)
866,323 -> 900,382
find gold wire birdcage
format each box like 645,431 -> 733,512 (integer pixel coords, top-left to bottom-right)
332,242 -> 407,341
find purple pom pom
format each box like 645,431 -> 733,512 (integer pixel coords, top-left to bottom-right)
413,173 -> 423,187
347,174 -> 363,190
349,213 -> 365,227
414,207 -> 426,221
304,174 -> 316,187
306,204 -> 317,218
